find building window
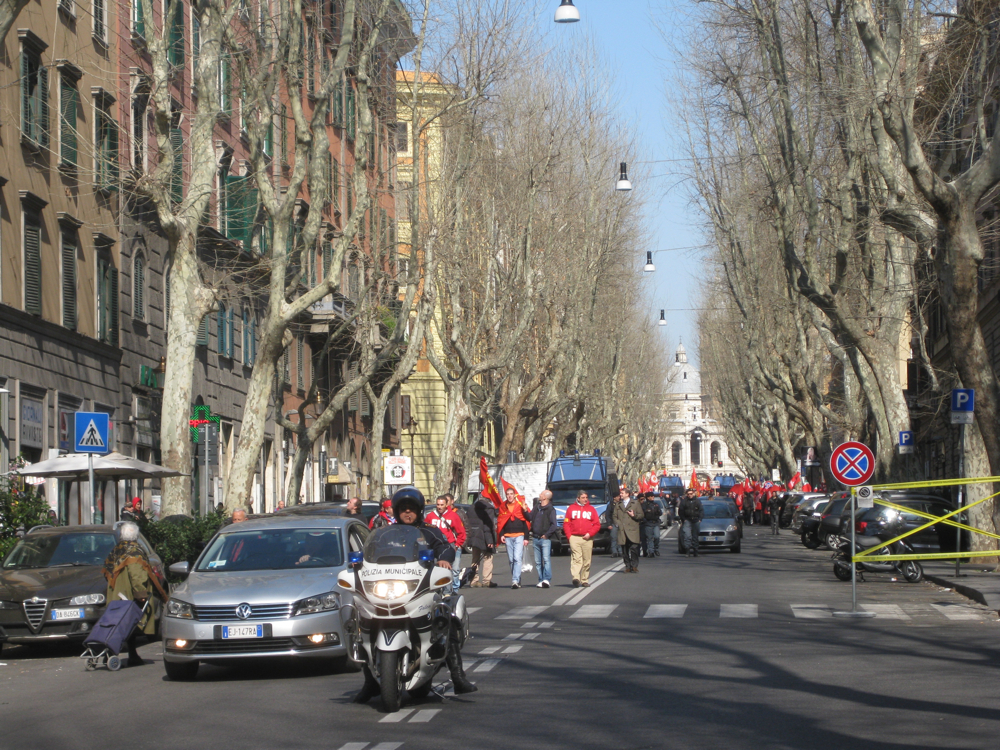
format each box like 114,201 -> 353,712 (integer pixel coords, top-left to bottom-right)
62,230 -> 78,329
224,172 -> 257,245
394,121 -> 408,152
93,0 -> 107,43
348,362 -> 359,412
296,336 -> 304,391
131,85 -> 149,171
96,249 -> 119,346
196,314 -> 208,346
166,0 -> 185,68
283,345 -> 290,386
218,53 -> 232,115
133,253 -> 145,321
671,442 -> 682,466
242,307 -> 256,366
59,74 -> 79,169
170,119 -> 183,203
132,0 -> 145,39
19,37 -> 49,149
217,303 -> 233,356
23,209 -> 43,316
94,95 -> 118,192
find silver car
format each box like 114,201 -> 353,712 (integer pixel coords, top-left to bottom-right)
161,515 -> 368,681
677,499 -> 742,553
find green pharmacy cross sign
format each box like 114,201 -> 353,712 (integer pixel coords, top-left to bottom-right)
189,405 -> 222,442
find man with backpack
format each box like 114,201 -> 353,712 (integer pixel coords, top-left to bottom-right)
678,488 -> 704,557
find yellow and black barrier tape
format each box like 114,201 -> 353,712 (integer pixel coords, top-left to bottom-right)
858,550 -> 1000,562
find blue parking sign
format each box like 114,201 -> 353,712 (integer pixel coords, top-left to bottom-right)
74,412 -> 110,454
951,389 -> 974,425
898,431 -> 914,455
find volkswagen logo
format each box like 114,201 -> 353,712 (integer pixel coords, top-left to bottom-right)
235,603 -> 253,620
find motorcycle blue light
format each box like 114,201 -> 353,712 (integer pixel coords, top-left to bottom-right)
348,551 -> 363,565
419,549 -> 434,563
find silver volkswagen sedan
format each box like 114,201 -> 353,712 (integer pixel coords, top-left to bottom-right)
161,515 -> 368,681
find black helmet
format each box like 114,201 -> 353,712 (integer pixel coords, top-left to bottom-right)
391,486 -> 425,521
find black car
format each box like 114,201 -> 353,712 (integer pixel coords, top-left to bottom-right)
818,494 -> 855,548
790,496 -> 829,533
780,493 -> 827,527
849,493 -> 968,553
0,525 -> 165,654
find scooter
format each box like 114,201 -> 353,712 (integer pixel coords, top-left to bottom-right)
337,524 -> 470,712
832,513 -> 923,583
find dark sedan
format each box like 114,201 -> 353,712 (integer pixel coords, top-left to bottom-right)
849,494 -> 968,553
0,526 -> 165,654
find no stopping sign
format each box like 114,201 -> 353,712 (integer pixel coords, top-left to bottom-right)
830,442 -> 875,486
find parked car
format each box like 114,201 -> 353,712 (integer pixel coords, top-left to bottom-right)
678,498 -> 741,553
818,493 -> 855,548
848,493 -> 968,553
161,515 -> 367,681
790,496 -> 829,533
781,492 -> 827,527
0,525 -> 165,655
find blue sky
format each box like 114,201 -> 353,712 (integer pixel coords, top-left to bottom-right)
533,0 -> 704,364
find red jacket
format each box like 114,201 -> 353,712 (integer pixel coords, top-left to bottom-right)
563,502 -> 601,538
426,508 -> 467,547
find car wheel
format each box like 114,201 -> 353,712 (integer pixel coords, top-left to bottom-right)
730,541 -> 741,553
824,533 -> 839,549
164,659 -> 200,681
801,530 -> 821,549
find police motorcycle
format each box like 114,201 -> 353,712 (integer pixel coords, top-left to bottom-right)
337,516 -> 473,711
832,508 -> 923,583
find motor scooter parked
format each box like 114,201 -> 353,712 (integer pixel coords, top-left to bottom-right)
832,510 -> 923,583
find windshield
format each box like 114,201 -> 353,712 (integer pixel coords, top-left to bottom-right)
2,533 -> 115,569
701,502 -> 735,519
549,488 -> 606,506
196,528 -> 343,571
363,525 -> 430,564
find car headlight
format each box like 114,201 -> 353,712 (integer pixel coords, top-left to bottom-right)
294,591 -> 341,616
0,600 -> 17,610
726,525 -> 738,532
362,580 -> 417,600
68,593 -> 106,606
166,599 -> 194,619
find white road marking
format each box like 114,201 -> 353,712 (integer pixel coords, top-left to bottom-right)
478,646 -> 501,655
791,604 -> 834,619
552,562 -> 623,605
720,604 -> 758,618
473,658 -> 503,672
538,621 -> 554,628
521,632 -> 540,640
521,621 -> 538,628
570,604 -> 618,619
337,744 -> 370,750
562,562 -> 625,606
409,710 -> 441,723
373,744 -> 404,749
379,709 -> 415,723
502,645 -> 522,653
931,603 -> 984,620
644,604 -> 687,618
466,607 -> 482,614
496,606 -> 550,619
861,604 -> 910,620
502,633 -> 523,641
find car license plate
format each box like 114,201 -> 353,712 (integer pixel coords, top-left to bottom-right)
221,624 -> 264,639
50,608 -> 85,621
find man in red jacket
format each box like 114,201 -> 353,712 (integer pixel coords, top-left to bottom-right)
563,490 -> 602,587
426,495 -> 467,593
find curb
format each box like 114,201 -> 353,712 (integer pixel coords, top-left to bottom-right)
925,572 -> 1000,611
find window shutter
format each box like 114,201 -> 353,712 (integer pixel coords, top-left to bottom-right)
389,393 -> 397,429
360,388 -> 369,417
60,78 -> 78,167
332,77 -> 343,126
226,174 -> 257,245
227,307 -> 234,357
24,217 -> 42,316
110,267 -> 119,347
346,83 -> 355,140
62,235 -> 77,329
197,314 -> 208,345
170,127 -> 183,202
21,53 -> 31,140
242,307 -> 249,363
251,316 -> 257,363
322,241 -> 331,278
348,363 -> 359,412
38,64 -> 50,149
164,265 -> 171,327
94,0 -> 106,41
133,0 -> 145,38
217,304 -> 227,354
133,255 -> 144,320
296,336 -> 303,390
280,104 -> 288,166
283,345 -> 290,385
168,0 -> 184,67
332,157 -> 340,213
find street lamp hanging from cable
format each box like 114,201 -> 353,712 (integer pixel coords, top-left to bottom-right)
643,251 -> 655,273
659,310 -> 667,326
616,162 -> 632,191
554,0 -> 580,23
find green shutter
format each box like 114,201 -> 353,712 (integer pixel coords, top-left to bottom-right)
24,216 -> 42,316
197,315 -> 208,345
242,308 -> 250,364
332,77 -> 343,127
98,106 -> 119,192
170,127 -> 183,202
38,64 -> 50,149
251,316 -> 257,363
220,55 -> 231,114
62,234 -> 77,329
264,114 -> 273,156
168,0 -> 185,68
346,83 -> 355,140
225,174 -> 257,245
322,241 -> 331,278
134,255 -> 144,320
217,304 -> 226,354
227,307 -> 234,357
21,53 -> 32,139
133,0 -> 145,38
60,78 -> 78,167
280,104 -> 288,166
191,16 -> 199,70
333,157 -> 340,213
109,266 -> 119,347
296,336 -> 303,390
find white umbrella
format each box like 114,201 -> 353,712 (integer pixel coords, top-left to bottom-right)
15,452 -> 185,480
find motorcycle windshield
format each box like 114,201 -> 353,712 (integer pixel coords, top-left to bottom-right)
363,525 -> 430,565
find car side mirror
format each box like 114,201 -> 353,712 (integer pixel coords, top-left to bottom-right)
168,561 -> 190,577
337,570 -> 355,591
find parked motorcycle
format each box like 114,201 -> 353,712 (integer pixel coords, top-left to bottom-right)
832,511 -> 923,583
337,524 -> 470,712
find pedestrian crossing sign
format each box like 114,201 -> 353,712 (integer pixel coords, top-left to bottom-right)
74,412 -> 110,454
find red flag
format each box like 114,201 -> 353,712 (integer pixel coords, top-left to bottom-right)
789,471 -> 801,490
690,468 -> 699,491
802,481 -> 812,492
479,457 -> 503,509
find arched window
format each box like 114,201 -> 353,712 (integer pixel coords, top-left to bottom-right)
133,253 -> 145,320
711,441 -> 722,466
690,432 -> 702,466
671,442 -> 682,466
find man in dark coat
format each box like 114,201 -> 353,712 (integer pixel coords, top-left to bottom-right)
469,494 -> 498,587
529,490 -> 559,588
679,489 -> 704,557
613,488 -> 644,573
641,493 -> 663,557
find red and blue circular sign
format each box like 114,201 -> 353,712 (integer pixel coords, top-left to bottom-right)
830,441 -> 875,486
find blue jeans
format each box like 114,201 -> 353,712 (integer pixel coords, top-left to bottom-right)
532,538 -> 552,583
451,547 -> 462,592
644,522 -> 660,555
505,536 -> 525,584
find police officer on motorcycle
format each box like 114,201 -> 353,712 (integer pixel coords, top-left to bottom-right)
354,486 -> 478,703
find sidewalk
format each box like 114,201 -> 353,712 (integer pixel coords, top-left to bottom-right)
924,562 -> 1000,610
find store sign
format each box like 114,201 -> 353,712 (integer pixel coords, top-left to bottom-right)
20,398 -> 44,449
383,454 -> 412,485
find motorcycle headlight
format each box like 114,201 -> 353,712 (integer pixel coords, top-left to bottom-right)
68,593 -> 106,606
363,579 -> 417,600
166,599 -> 194,619
726,525 -> 738,532
294,591 -> 341,616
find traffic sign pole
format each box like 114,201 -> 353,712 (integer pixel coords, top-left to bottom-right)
829,441 -> 877,619
89,454 -> 95,524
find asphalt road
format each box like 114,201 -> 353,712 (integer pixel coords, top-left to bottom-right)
3,524 -> 1000,750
